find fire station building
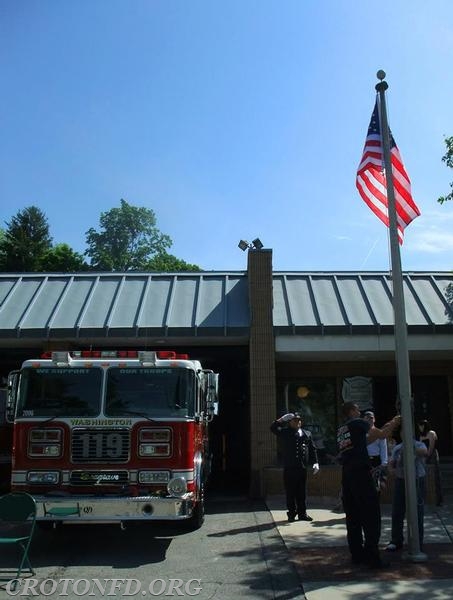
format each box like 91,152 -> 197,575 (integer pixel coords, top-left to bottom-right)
1,247 -> 453,497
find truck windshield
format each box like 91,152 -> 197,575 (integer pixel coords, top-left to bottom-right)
105,367 -> 195,418
16,368 -> 102,417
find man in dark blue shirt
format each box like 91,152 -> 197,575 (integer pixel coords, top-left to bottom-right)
271,413 -> 319,522
337,402 -> 400,568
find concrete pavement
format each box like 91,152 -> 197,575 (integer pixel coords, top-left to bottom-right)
266,495 -> 453,599
1,492 -> 451,599
1,496 -> 306,600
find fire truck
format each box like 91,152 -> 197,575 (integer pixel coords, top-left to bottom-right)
6,350 -> 218,530
0,386 -> 13,492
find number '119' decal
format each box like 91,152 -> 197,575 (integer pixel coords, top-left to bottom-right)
79,432 -> 124,458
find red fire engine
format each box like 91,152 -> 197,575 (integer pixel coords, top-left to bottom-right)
0,386 -> 13,492
6,349 -> 218,529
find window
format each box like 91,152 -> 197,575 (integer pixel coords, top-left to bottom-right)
286,379 -> 337,464
105,367 -> 195,418
18,368 -> 102,417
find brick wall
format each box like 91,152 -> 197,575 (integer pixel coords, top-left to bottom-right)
248,248 -> 277,496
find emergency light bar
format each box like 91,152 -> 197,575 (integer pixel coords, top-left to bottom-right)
40,350 -> 190,360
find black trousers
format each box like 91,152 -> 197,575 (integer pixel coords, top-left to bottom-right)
369,455 -> 381,468
342,466 -> 381,561
283,466 -> 308,517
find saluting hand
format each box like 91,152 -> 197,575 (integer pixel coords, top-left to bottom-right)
279,413 -> 295,423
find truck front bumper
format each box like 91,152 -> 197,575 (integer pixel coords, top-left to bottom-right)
34,494 -> 196,523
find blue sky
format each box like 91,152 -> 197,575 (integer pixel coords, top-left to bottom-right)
1,1 -> 452,272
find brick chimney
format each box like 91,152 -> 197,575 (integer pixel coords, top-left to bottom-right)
247,247 -> 277,497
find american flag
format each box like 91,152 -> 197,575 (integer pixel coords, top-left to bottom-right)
356,100 -> 420,244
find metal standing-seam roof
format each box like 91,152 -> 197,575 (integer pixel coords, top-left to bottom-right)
1,272 -> 453,347
0,273 -> 250,345
272,272 -> 453,334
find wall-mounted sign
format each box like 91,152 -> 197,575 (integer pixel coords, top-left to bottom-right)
342,376 -> 373,411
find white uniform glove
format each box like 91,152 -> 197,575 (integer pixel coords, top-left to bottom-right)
279,413 -> 295,423
312,463 -> 320,475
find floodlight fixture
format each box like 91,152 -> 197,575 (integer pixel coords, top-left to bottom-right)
238,238 -> 264,251
252,238 -> 263,250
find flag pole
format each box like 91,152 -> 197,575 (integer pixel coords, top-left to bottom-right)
375,70 -> 426,562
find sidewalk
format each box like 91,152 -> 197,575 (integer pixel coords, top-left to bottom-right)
266,495 -> 453,599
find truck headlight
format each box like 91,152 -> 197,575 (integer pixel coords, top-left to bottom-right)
29,428 -> 63,458
27,471 -> 60,484
167,477 -> 187,497
29,444 -> 61,457
139,443 -> 170,457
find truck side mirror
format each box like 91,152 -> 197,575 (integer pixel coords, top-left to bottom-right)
6,371 -> 19,423
204,371 -> 219,421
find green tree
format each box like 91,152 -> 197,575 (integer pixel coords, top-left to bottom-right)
0,206 -> 52,271
85,199 -> 174,271
39,243 -> 89,272
147,252 -> 200,272
0,229 -> 5,270
438,136 -> 453,204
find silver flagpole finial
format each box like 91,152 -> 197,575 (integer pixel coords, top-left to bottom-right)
376,70 -> 386,81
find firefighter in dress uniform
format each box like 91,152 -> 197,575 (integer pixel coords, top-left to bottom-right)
271,412 -> 319,522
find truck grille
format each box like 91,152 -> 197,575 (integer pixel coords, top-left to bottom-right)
71,428 -> 130,463
70,470 -> 129,486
